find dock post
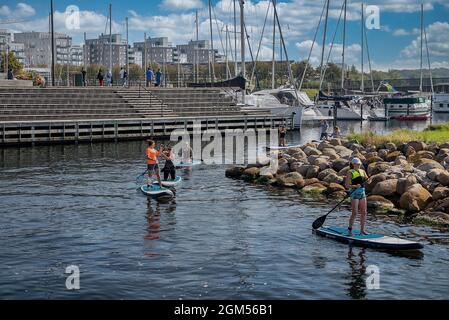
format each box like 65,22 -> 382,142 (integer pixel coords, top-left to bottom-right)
114,121 -> 118,142
75,123 -> 79,144
31,125 -> 35,147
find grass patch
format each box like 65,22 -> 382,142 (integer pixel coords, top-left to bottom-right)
347,123 -> 449,146
303,89 -> 318,100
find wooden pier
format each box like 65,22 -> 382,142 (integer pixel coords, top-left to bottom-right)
0,87 -> 288,147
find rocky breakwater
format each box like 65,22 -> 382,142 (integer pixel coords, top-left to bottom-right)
225,138 -> 449,228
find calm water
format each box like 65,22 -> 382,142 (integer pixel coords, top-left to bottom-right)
1,118 -> 449,299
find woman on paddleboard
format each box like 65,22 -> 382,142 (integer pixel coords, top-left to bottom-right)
161,146 -> 176,181
146,140 -> 163,188
345,157 -> 369,236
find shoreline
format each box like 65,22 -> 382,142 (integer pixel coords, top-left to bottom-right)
226,137 -> 449,230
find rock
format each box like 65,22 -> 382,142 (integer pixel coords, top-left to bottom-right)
243,167 -> 260,179
277,172 -> 305,188
329,138 -> 342,146
259,166 -> 276,179
399,183 -> 432,212
427,168 -> 445,181
385,142 -> 397,152
304,178 -> 320,186
338,166 -> 351,177
287,147 -> 305,156
313,157 -> 331,171
291,152 -> 308,161
437,170 -> 449,186
396,176 -> 418,194
256,155 -> 272,167
365,173 -> 387,193
331,158 -> 349,172
408,141 -> 427,152
276,158 -> 290,174
436,148 -> 449,162
331,190 -> 348,199
323,173 -> 344,185
415,212 -> 449,226
367,162 -> 391,176
322,148 -> 340,160
372,179 -> 398,196
304,146 -> 322,156
385,151 -> 402,162
416,159 -> 444,171
318,168 -> 337,181
366,156 -> 384,164
416,150 -> 435,160
394,156 -> 409,166
326,183 -> 346,193
225,166 -> 246,178
432,187 -> 449,201
317,141 -> 334,151
305,165 -> 320,179
367,195 -> 395,210
302,183 -> 327,193
334,145 -> 353,158
405,145 -> 416,157
378,149 -> 389,160
296,164 -> 313,177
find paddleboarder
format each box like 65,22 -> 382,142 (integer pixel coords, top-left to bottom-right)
279,125 -> 287,147
161,146 -> 176,181
345,157 -> 369,236
146,140 -> 163,188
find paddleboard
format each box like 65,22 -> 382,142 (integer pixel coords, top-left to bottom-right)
140,185 -> 174,198
314,226 -> 423,251
175,160 -> 202,168
152,176 -> 182,187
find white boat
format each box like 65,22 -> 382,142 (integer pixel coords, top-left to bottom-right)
242,87 -> 307,129
384,95 -> 431,120
315,101 -> 369,120
433,84 -> 449,113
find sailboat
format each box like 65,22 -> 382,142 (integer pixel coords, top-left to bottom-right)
383,3 -> 431,121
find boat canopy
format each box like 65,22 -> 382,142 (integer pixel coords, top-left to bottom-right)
384,97 -> 428,104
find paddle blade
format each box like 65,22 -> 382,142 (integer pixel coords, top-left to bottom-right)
312,215 -> 327,230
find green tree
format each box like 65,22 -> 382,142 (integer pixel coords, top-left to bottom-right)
1,51 -> 23,73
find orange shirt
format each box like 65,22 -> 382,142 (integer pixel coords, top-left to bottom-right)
146,148 -> 160,164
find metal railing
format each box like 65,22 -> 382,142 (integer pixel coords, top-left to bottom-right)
137,81 -> 165,117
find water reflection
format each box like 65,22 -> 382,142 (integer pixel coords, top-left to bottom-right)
345,247 -> 368,300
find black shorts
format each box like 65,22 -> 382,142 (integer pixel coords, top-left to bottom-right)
147,163 -> 159,171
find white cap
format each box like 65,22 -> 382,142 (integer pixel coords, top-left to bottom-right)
351,157 -> 362,165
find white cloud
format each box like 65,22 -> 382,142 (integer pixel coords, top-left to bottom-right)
0,2 -> 35,19
160,0 -> 204,11
392,28 -> 420,36
295,40 -> 362,67
401,22 -> 449,59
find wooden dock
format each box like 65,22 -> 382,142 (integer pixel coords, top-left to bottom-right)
0,87 -> 288,147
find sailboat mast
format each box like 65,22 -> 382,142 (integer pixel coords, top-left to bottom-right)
420,2 -> 424,93
209,0 -> 215,83
240,0 -> 245,104
234,0 -> 238,77
272,0 -> 276,89
319,0 -> 330,91
109,3 -> 112,74
361,2 -> 364,93
341,0 -> 347,93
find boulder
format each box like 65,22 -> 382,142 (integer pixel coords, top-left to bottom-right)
365,173 -> 387,193
296,164 -> 313,177
323,173 -> 345,185
432,187 -> 449,201
331,190 -> 348,199
385,151 -> 402,162
366,156 -> 384,164
329,138 -> 342,146
318,168 -> 338,181
322,148 -> 340,160
399,184 -> 432,212
317,141 -> 334,151
367,162 -> 391,176
405,145 -> 416,157
276,172 -> 305,188
304,178 -> 320,186
327,182 -> 346,193
302,183 -> 327,193
225,166 -> 246,179
436,148 -> 449,162
367,195 -> 395,210
243,167 -> 260,179
408,141 -> 427,152
338,166 -> 351,177
396,176 -> 418,195
305,165 -> 320,179
416,150 -> 435,160
304,146 -> 322,156
314,157 -> 331,171
372,179 -> 398,196
427,168 -> 445,181
331,158 -> 349,172
437,170 -> 449,186
259,166 -> 276,179
416,159 -> 444,172
384,142 -> 397,152
378,149 -> 389,160
334,145 -> 353,158
287,147 -> 306,157
416,212 -> 449,226
394,157 -> 409,166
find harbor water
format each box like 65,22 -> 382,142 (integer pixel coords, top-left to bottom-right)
1,117 -> 449,299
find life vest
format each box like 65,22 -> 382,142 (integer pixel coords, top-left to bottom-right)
350,169 -> 364,185
146,148 -> 159,165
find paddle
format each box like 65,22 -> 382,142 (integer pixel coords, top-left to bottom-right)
136,170 -> 148,184
312,191 -> 354,230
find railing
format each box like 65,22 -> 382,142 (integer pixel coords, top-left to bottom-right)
137,81 -> 164,117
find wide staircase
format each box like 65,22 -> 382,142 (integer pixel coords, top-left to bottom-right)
0,87 -> 175,122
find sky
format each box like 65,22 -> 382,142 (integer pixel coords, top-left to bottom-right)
1,0 -> 448,71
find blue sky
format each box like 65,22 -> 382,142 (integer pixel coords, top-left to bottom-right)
1,0 -> 449,70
